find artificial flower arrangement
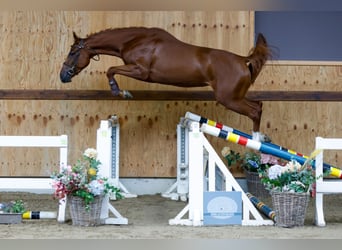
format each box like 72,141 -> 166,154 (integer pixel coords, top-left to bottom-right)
51,148 -> 122,211
241,151 -> 261,172
0,200 -> 26,214
241,151 -> 282,173
221,146 -> 242,168
258,158 -> 319,193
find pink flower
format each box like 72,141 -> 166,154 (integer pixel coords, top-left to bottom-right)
261,153 -> 279,165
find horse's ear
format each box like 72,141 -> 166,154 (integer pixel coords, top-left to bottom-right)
73,31 -> 80,42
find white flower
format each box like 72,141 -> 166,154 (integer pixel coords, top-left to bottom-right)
88,179 -> 105,196
281,160 -> 301,173
221,147 -> 231,157
84,148 -> 98,159
267,164 -> 283,179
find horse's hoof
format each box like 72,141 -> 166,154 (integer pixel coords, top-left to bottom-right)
122,90 -> 133,99
252,131 -> 271,143
262,134 -> 272,143
111,90 -> 120,96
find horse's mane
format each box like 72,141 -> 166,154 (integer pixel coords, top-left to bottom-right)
85,28 -> 115,38
85,27 -> 150,39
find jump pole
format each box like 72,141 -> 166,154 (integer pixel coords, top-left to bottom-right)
22,211 -> 57,220
246,192 -> 276,221
186,112 -> 342,178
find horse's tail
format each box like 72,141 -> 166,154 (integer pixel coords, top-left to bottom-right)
246,33 -> 271,83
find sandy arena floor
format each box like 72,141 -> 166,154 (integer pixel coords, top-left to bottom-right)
1,192 -> 342,239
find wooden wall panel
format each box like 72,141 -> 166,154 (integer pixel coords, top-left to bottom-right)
253,64 -> 342,91
260,101 -> 342,167
0,11 -> 341,178
0,99 -> 245,177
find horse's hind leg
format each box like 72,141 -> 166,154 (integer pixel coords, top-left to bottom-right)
249,100 -> 264,141
218,97 -> 265,141
244,100 -> 271,142
249,99 -> 262,132
227,98 -> 262,131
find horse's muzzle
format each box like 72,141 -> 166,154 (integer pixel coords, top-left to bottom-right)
60,69 -> 72,83
60,77 -> 71,83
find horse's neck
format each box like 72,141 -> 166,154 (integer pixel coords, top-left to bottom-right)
85,28 -> 143,57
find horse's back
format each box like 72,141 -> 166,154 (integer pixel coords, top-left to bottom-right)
120,27 -> 249,86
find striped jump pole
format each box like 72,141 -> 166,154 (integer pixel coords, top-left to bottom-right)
22,211 -> 57,219
186,112 -> 341,178
186,112 -> 278,147
186,111 -> 313,155
199,122 -> 342,178
246,192 -> 276,221
186,111 -> 320,156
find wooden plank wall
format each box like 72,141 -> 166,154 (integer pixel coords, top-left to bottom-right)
252,63 -> 342,175
0,11 -> 341,178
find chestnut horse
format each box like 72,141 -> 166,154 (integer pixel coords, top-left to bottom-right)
60,27 -> 271,140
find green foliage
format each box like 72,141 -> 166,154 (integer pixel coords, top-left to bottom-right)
74,189 -> 96,211
2,200 -> 26,213
221,147 -> 242,167
241,151 -> 265,172
103,180 -> 123,200
259,161 -> 320,193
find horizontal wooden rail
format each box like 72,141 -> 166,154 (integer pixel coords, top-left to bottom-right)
0,90 -> 342,101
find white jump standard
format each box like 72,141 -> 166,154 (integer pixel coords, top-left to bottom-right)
169,120 -> 274,226
314,137 -> 342,227
0,135 -> 68,222
162,120 -> 189,201
96,115 -> 132,225
0,121 -> 129,225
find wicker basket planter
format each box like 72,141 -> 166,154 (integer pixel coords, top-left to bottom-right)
271,191 -> 309,228
245,170 -> 270,198
69,195 -> 104,226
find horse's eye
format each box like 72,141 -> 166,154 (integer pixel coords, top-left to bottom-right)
69,48 -> 79,56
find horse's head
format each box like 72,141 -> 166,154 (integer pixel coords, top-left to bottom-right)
60,32 -> 97,83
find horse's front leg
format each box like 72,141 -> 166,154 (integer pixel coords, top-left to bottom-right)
108,78 -> 133,99
106,68 -> 133,99
106,64 -> 151,99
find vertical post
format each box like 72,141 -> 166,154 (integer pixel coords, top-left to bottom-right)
96,118 -> 129,224
315,137 -> 325,226
110,115 -> 120,185
188,121 -> 203,226
208,153 -> 216,192
57,134 -> 68,223
96,120 -> 112,220
177,123 -> 189,199
97,120 -> 113,183
96,116 -> 136,198
314,137 -> 342,227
